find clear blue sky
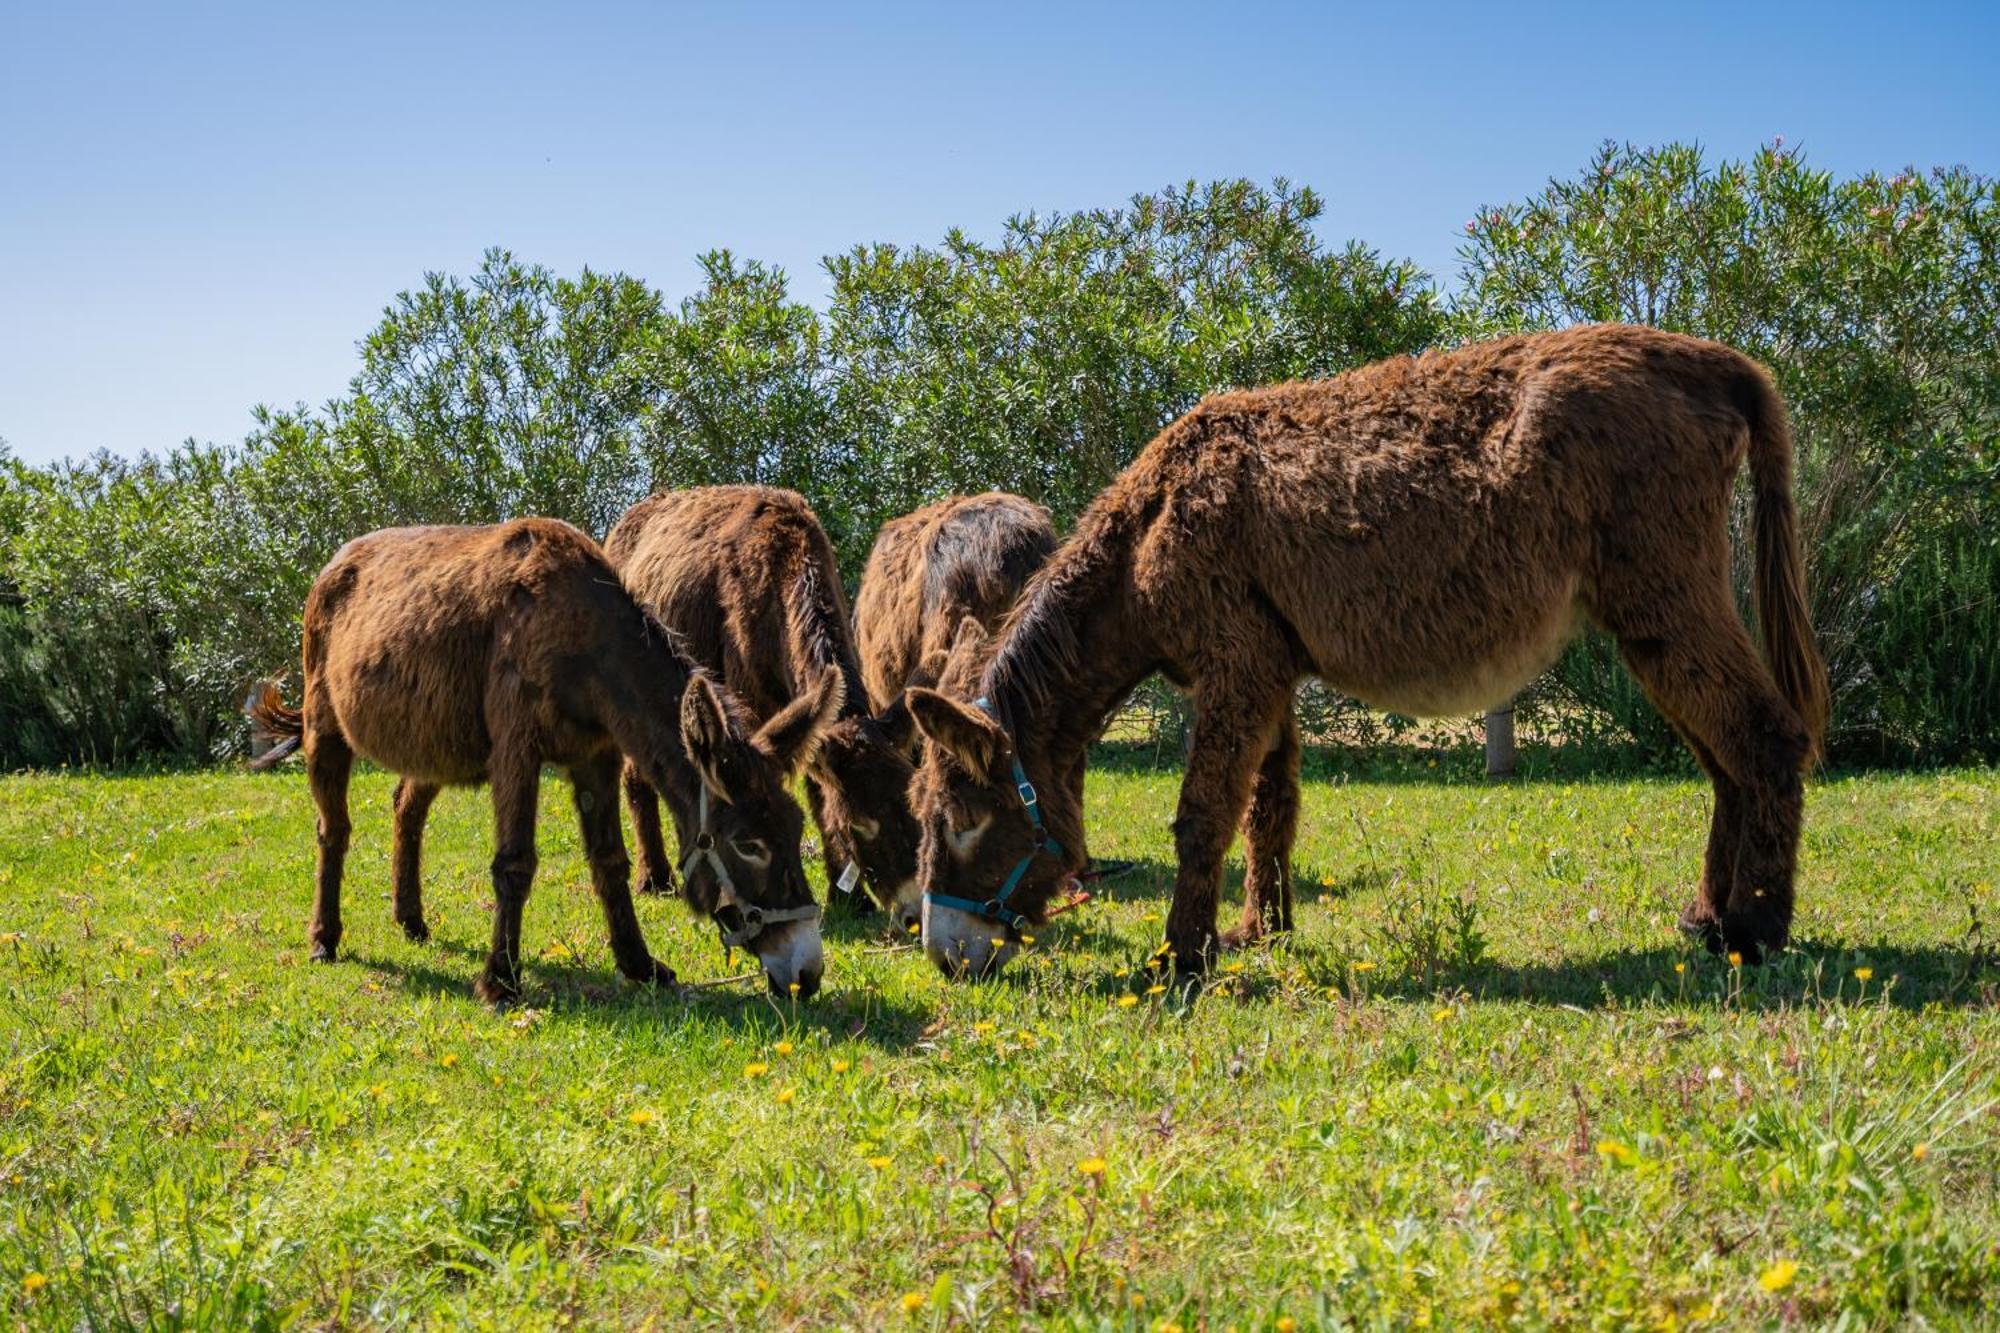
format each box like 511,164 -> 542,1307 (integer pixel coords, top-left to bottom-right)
4,0 -> 1996,466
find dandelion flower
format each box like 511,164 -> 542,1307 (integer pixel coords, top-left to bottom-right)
1145,983 -> 1167,996
1276,1319 -> 1296,1333
1020,934 -> 1036,946
438,1053 -> 458,1068
907,922 -> 920,935
1596,1139 -> 1636,1166
1432,1006 -> 1453,1023
1854,967 -> 1873,982
22,1273 -> 48,1294
743,1062 -> 769,1079
868,1155 -> 893,1169
628,1108 -> 657,1126
788,982 -> 800,995
776,1087 -> 795,1106
1077,1157 -> 1107,1176
832,1058 -> 852,1074
972,1021 -> 996,1035
773,1040 -> 794,1056
1912,1142 -> 1929,1161
900,1291 -> 926,1314
1351,960 -> 1377,973
1118,995 -> 1139,1008
1728,951 -> 1743,967
1674,962 -> 1686,974
1758,1258 -> 1797,1292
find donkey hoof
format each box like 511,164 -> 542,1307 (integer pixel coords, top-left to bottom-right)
399,917 -> 430,944
309,942 -> 338,963
1677,902 -> 1721,948
474,971 -> 521,1006
647,958 -> 678,989
635,873 -> 674,897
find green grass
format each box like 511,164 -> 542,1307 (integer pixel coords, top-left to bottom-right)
1,758 -> 1996,1329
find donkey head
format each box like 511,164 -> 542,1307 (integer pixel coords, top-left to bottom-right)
811,702 -> 924,931
675,668 -> 844,998
906,667 -> 1078,981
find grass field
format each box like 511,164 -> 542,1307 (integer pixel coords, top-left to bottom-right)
1,755 -> 1995,1329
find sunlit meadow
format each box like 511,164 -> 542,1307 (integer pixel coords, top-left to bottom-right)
1,755 -> 1995,1328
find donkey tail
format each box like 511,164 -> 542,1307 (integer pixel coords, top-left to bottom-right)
1741,363 -> 1830,764
245,680 -> 304,770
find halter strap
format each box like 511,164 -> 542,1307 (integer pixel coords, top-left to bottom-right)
923,696 -> 1063,929
680,784 -> 822,950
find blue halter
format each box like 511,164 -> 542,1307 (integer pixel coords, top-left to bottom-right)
923,696 -> 1063,930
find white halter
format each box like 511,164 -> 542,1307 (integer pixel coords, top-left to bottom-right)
680,784 -> 821,950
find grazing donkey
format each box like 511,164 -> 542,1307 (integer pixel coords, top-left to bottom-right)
605,488 -> 924,928
853,492 -> 1058,721
249,519 -> 838,1001
908,326 -> 1828,979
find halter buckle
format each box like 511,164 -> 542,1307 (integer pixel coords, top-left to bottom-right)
1016,779 -> 1037,807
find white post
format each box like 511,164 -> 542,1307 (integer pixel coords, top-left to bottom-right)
1484,703 -> 1516,779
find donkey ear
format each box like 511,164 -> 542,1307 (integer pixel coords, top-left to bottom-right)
907,686 -> 1008,780
876,690 -> 917,751
678,671 -> 738,801
753,668 -> 847,778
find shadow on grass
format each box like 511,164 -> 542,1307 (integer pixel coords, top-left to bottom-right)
1087,739 -> 1699,787
1393,938 -> 2000,1013
346,939 -> 934,1052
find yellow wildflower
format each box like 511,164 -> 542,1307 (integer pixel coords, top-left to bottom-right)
1277,1319 -> 1297,1333
1351,960 -> 1377,972
1912,1142 -> 1929,1161
1077,1157 -> 1107,1177
868,1155 -> 893,1169
1674,961 -> 1686,974
831,1058 -> 852,1074
1728,951 -> 1743,967
773,1040 -> 794,1056
776,1087 -> 795,1106
628,1108 -> 656,1126
22,1273 -> 48,1294
1596,1139 -> 1636,1166
438,1053 -> 458,1068
743,1062 -> 769,1079
1758,1259 -> 1797,1292
1118,995 -> 1139,1008
900,1291 -> 926,1314
1854,967 -> 1873,982
1145,983 -> 1167,995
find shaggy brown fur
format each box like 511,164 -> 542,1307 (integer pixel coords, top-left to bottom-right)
248,519 -> 836,1001
910,325 -> 1828,978
853,493 -> 1058,716
604,487 -> 923,922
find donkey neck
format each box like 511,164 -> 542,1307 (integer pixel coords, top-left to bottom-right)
977,510 -> 1159,845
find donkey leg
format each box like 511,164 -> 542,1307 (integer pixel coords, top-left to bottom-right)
1671,732 -> 1747,942
306,733 -> 353,962
571,750 -> 677,989
477,742 -> 540,1004
622,760 -> 675,897
390,777 -> 439,942
1615,620 -> 1810,961
1165,673 -> 1296,974
1227,707 -> 1301,946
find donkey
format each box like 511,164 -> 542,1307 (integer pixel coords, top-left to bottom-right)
908,325 -> 1828,979
248,519 -> 839,1001
605,487 -> 924,928
853,492 -> 1058,720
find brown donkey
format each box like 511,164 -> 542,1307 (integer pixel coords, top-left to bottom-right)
908,325 -> 1828,979
605,487 -> 925,928
852,492 -> 1058,719
249,519 -> 838,1001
